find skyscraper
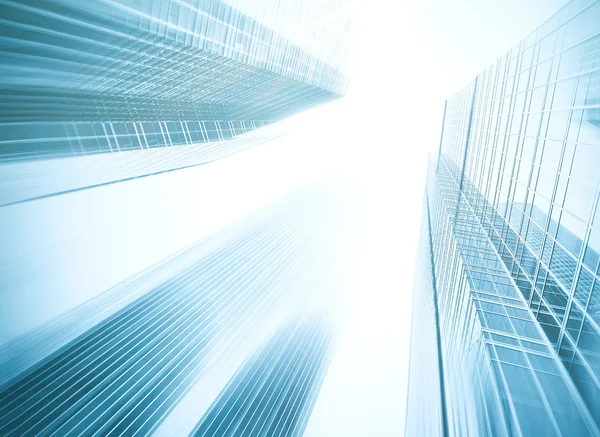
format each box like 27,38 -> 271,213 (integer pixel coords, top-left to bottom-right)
190,316 -> 334,437
407,1 -> 600,436
0,0 -> 351,205
0,184 -> 345,436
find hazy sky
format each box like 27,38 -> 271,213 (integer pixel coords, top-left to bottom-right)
0,0 -> 569,435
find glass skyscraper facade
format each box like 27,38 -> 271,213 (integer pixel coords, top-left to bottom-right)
0,2 -> 353,432
407,1 -> 600,436
191,316 -> 334,437
0,0 -> 351,205
0,185 -> 345,436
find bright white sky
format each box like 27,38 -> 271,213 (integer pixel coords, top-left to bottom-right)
0,0 -> 568,434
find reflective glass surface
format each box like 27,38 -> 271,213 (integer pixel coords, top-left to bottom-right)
0,0 -> 351,204
408,1 -> 600,435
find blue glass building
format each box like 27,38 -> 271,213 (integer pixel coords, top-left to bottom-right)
191,316 -> 334,437
0,0 -> 351,205
407,1 -> 600,436
0,186 -> 343,436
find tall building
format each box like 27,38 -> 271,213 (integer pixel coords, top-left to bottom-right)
0,0 -> 351,205
0,185 -> 345,436
190,316 -> 334,437
407,1 -> 600,436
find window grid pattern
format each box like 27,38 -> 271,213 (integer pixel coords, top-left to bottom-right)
0,0 -> 350,162
190,317 -> 333,437
224,0 -> 352,78
410,1 -> 600,435
409,155 -> 599,436
0,120 -> 270,162
0,192 -> 331,436
460,0 -> 600,423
